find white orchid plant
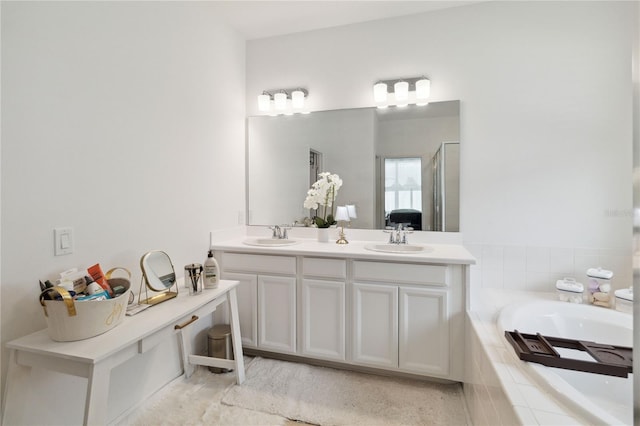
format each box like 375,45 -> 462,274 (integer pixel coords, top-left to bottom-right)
303,172 -> 343,228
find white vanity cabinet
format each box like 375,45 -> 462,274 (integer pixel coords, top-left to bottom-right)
214,242 -> 469,382
258,275 -> 297,353
222,272 -> 258,348
301,258 -> 346,361
351,260 -> 463,380
352,282 -> 398,368
220,253 -> 297,354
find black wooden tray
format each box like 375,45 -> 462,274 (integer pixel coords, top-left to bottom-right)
505,330 -> 632,378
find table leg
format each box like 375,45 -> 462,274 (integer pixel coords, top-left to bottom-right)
84,363 -> 110,426
2,349 -> 32,425
228,287 -> 245,384
177,325 -> 196,379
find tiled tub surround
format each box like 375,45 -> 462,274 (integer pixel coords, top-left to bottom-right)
465,243 -> 632,293
466,289 -> 633,425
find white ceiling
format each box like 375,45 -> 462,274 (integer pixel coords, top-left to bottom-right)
212,1 -> 481,40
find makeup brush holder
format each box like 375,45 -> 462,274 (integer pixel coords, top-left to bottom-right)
185,263 -> 203,295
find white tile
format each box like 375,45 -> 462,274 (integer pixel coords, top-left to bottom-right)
503,268 -> 527,291
548,247 -> 574,275
505,363 -> 533,386
482,268 -> 504,289
482,245 -> 504,270
472,386 -> 490,426
503,245 -> 526,271
470,265 -> 482,287
517,384 -> 566,414
481,384 -> 502,426
492,362 -> 527,406
513,405 -> 539,425
525,271 -> 552,292
532,409 -> 583,425
573,250 -> 600,279
496,402 -> 521,426
574,247 -> 600,257
526,247 -> 549,272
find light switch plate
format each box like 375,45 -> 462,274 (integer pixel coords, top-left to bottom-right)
54,227 -> 73,256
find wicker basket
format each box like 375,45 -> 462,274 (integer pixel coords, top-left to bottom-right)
39,268 -> 131,341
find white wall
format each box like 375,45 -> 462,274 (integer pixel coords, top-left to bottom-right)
247,1 -> 634,290
1,1 -> 246,416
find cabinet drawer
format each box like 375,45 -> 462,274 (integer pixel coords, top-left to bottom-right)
353,261 -> 448,286
303,258 -> 346,279
222,253 -> 296,275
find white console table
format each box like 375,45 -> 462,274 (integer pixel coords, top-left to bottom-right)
2,280 -> 244,426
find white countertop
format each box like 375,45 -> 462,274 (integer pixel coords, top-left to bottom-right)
211,236 -> 476,265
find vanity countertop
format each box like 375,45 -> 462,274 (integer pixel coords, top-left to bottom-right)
211,236 -> 475,265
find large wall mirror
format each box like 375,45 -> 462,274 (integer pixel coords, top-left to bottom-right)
247,100 -> 460,232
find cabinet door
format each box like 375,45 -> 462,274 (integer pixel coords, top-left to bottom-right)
223,272 -> 258,348
301,279 -> 345,361
399,287 -> 449,376
258,275 -> 297,354
351,282 -> 398,368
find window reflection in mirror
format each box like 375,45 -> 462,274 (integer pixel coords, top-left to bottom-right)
384,157 -> 423,230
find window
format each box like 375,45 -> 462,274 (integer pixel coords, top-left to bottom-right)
384,157 -> 422,214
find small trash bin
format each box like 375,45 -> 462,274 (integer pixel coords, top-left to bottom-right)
208,324 -> 234,373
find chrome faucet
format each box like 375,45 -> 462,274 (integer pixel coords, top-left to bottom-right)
269,225 -> 291,239
384,223 -> 413,244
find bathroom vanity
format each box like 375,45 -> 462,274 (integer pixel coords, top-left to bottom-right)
212,233 -> 474,382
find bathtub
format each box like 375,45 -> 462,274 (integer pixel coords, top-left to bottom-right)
497,300 -> 633,425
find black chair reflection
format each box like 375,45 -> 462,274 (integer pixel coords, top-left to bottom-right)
387,209 -> 422,231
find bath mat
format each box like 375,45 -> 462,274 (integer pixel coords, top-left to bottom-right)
221,357 -> 467,425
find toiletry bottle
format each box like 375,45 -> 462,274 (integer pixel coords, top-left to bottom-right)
84,275 -> 106,296
203,250 -> 220,289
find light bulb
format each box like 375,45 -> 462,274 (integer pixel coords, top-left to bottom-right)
394,81 -> 409,107
258,93 -> 271,112
291,90 -> 305,110
274,92 -> 287,110
415,78 -> 430,106
373,82 -> 388,104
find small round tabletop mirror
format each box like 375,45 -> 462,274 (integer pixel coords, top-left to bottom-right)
139,250 -> 178,305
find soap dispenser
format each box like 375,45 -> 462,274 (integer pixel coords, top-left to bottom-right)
203,250 -> 220,289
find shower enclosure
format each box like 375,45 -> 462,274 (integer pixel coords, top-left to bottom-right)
432,142 -> 460,232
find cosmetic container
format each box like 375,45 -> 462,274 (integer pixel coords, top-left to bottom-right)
555,278 -> 584,303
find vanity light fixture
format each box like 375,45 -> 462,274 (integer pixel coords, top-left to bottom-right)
372,76 -> 430,108
257,87 -> 309,115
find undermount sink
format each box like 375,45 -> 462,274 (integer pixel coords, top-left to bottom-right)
364,243 -> 432,254
243,238 -> 298,247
